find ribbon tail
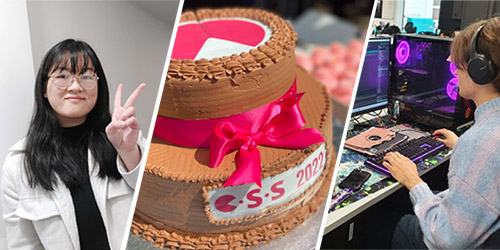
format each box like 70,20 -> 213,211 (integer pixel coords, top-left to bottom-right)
223,142 -> 262,187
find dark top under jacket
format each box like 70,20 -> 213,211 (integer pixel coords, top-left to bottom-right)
62,122 -> 110,250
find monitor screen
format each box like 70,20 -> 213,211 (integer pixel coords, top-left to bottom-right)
352,37 -> 391,115
391,35 -> 456,116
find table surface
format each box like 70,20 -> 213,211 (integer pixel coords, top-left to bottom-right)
323,114 -> 453,235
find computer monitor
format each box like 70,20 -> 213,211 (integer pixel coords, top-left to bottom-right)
352,37 -> 391,116
389,34 -> 475,129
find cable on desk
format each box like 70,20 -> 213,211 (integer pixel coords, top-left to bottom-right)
350,115 -> 361,125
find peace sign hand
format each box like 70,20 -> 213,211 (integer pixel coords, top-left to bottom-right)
106,83 -> 146,171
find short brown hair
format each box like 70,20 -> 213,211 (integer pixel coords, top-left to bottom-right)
450,17 -> 500,91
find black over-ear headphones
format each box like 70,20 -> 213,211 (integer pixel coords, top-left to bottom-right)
468,24 -> 498,84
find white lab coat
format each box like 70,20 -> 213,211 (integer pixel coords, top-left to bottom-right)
0,136 -> 145,250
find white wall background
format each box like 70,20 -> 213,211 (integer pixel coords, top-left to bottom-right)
0,0 -> 179,248
373,0 -> 437,31
0,0 -> 36,247
403,0 -> 434,20
27,0 -> 177,136
372,0 -> 404,30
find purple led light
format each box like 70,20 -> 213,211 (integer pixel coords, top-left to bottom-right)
396,40 -> 410,64
449,61 -> 457,76
446,77 -> 459,100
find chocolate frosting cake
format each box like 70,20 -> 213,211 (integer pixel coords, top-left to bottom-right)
131,8 -> 336,249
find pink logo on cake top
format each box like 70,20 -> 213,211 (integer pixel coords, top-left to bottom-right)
172,18 -> 272,60
208,143 -> 326,220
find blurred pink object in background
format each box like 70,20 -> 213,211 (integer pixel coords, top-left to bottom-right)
295,53 -> 314,72
296,39 -> 364,106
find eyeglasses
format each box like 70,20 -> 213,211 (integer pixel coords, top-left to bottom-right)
49,72 -> 99,90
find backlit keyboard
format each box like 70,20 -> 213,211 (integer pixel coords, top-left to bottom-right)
364,135 -> 446,175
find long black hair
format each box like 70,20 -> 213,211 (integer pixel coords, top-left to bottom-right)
24,39 -> 121,191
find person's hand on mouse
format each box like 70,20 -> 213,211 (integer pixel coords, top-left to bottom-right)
432,128 -> 458,148
382,152 -> 423,190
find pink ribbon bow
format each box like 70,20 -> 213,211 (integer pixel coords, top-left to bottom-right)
209,93 -> 324,187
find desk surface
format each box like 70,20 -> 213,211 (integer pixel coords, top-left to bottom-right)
323,118 -> 452,235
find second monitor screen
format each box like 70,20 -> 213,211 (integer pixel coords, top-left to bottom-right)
352,38 -> 390,115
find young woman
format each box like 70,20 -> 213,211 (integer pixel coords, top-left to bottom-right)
1,39 -> 146,250
384,17 -> 500,249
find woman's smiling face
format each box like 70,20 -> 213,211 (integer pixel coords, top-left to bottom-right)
45,55 -> 98,127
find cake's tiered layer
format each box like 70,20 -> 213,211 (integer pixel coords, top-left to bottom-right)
133,68 -> 335,248
160,8 -> 297,119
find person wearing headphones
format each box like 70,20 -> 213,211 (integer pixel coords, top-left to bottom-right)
384,17 -> 500,249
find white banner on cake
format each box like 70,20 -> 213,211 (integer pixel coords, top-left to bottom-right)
208,143 -> 326,220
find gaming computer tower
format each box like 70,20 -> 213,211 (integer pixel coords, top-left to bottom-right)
354,34 -> 476,131
388,34 -> 475,130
